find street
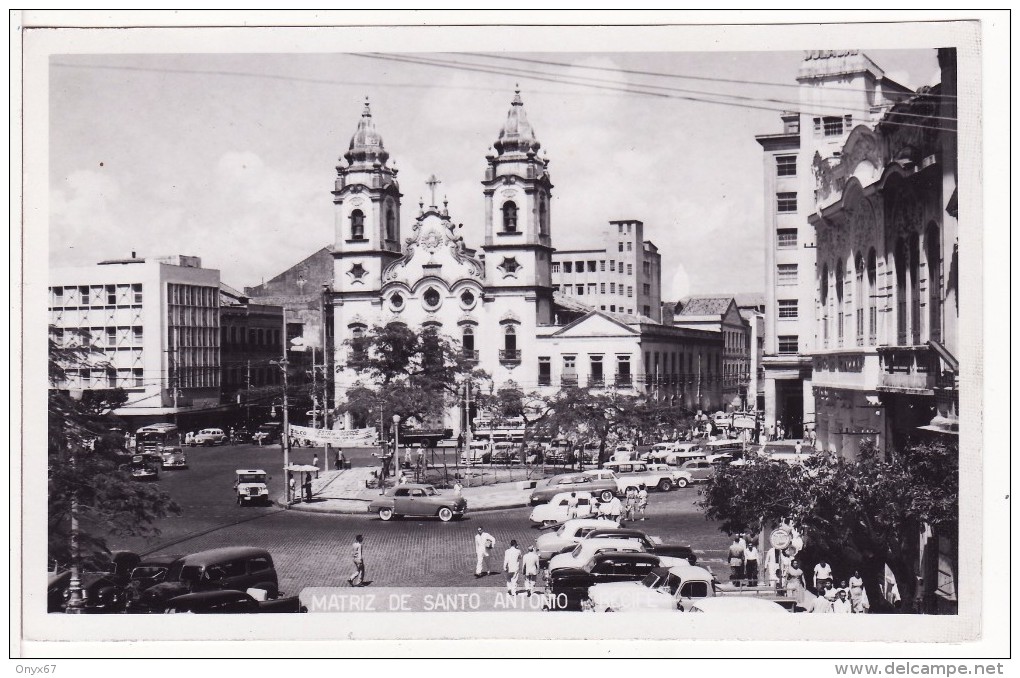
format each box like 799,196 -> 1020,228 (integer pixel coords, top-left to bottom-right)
111,443 -> 733,596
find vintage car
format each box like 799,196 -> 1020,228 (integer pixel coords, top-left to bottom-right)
648,442 -> 704,465
678,458 -> 718,483
529,491 -> 597,526
490,441 -> 522,465
47,551 -> 141,613
127,554 -> 187,592
534,518 -> 621,562
645,462 -> 693,489
235,469 -> 271,506
253,422 -> 282,445
368,483 -> 467,522
547,537 -> 646,573
602,460 -> 677,492
132,547 -> 282,612
164,590 -> 306,614
547,552 -> 661,611
129,453 -> 161,481
459,441 -> 491,466
529,473 -> 617,505
192,428 -> 228,446
556,528 -> 696,565
161,447 -> 188,470
683,597 -> 789,614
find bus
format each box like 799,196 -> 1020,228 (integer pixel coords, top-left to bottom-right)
135,423 -> 180,453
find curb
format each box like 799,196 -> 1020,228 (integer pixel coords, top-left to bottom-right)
275,496 -> 529,516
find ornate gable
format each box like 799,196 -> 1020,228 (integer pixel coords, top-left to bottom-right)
382,207 -> 484,289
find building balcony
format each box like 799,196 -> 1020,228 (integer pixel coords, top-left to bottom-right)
538,375 -> 552,387
498,349 -> 522,366
588,376 -> 605,388
560,374 -> 579,387
875,345 -> 943,394
614,373 -> 633,387
462,349 -> 479,364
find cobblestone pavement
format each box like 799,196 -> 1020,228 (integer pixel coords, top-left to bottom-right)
112,444 -> 732,596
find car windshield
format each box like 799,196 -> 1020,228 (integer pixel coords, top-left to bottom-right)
238,474 -> 265,483
178,565 -> 203,583
640,571 -> 663,588
570,544 -> 584,557
131,566 -> 167,580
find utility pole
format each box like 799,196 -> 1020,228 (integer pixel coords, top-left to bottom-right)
64,445 -> 84,613
272,308 -> 291,504
311,346 -> 318,430
321,285 -> 332,464
245,359 -> 251,427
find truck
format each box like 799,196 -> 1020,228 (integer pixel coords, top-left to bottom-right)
584,563 -> 797,612
602,460 -> 680,492
398,426 -> 454,448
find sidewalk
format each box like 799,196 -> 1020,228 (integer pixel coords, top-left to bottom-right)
278,467 -> 533,515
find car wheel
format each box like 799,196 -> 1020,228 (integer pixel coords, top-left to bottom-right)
600,490 -> 615,503
542,520 -> 558,528
378,508 -> 394,521
438,507 -> 454,522
658,478 -> 674,492
675,477 -> 689,488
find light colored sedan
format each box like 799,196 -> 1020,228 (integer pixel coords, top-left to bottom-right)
547,537 -> 645,573
534,518 -> 620,562
192,428 -> 228,446
529,492 -> 596,526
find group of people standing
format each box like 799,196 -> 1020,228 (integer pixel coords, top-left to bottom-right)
474,528 -> 542,596
593,487 -> 648,522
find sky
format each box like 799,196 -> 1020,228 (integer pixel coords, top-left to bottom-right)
48,49 -> 940,299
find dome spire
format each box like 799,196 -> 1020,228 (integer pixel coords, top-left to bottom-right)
493,86 -> 540,156
344,95 -> 389,167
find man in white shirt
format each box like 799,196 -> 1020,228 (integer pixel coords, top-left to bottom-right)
813,560 -> 833,592
503,540 -> 522,595
832,589 -> 853,613
566,492 -> 580,520
522,546 -> 541,596
475,527 -> 496,578
607,496 -> 623,522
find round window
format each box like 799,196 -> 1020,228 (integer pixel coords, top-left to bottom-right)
460,290 -> 475,308
390,293 -> 404,311
423,288 -> 441,309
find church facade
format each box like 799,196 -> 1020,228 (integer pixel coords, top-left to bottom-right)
328,92 -> 725,432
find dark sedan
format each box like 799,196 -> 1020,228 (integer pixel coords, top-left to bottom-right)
547,552 -> 661,611
555,528 -> 698,565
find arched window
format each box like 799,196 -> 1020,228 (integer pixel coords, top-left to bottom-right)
504,325 -> 517,352
462,326 -> 475,353
867,248 -> 877,343
895,238 -> 908,345
909,232 -> 921,345
926,224 -> 941,342
854,252 -> 865,345
820,263 -> 830,347
539,195 -> 548,234
385,207 -> 397,242
350,209 -> 365,240
835,260 -> 845,345
502,202 -> 518,233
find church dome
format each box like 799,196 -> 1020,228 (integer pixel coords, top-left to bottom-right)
344,98 -> 390,166
493,87 -> 541,156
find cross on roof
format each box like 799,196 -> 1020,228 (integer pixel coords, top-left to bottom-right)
425,174 -> 442,207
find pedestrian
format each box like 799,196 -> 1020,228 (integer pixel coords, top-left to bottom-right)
636,486 -> 648,521
334,447 -> 342,470
598,496 -> 613,520
522,546 -> 541,597
744,542 -> 759,586
453,480 -> 463,498
822,580 -> 837,602
624,486 -> 638,522
848,569 -> 869,614
404,446 -> 412,469
785,558 -> 806,607
607,495 -> 622,523
728,535 -> 745,582
503,540 -> 522,595
813,559 -> 833,593
566,492 -> 580,520
288,473 -> 297,503
312,453 -> 319,478
185,431 -> 195,446
811,592 -> 833,613
794,439 -> 803,456
417,447 -> 425,469
347,534 -> 366,586
832,589 -> 853,613
303,473 -> 313,502
474,527 -> 496,577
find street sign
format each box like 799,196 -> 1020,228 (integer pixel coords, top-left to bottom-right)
769,528 -> 791,550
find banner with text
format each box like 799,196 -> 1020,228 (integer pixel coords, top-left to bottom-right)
288,425 -> 377,446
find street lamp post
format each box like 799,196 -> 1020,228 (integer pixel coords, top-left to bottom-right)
392,414 -> 401,483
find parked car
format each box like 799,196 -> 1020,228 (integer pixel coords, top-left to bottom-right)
534,518 -> 620,562
560,528 -> 697,565
611,443 -> 637,462
678,458 -> 717,483
130,453 -> 161,481
491,442 -> 521,465
602,460 -> 677,492
192,428 -> 228,446
460,441 -> 491,466
580,469 -> 635,497
644,462 -> 693,489
127,554 -> 187,592
235,469 -> 271,506
544,441 -> 573,465
529,491 -> 597,526
164,590 -> 306,614
529,473 -> 617,505
48,551 -> 141,613
585,563 -> 710,612
161,447 -> 188,470
701,439 -> 744,459
547,552 -> 661,611
683,597 -> 789,614
253,422 -> 282,445
133,547 -> 282,612
547,537 -> 645,573
368,483 -> 467,522
649,442 -> 705,465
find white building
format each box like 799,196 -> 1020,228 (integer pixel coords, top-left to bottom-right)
329,92 -> 726,430
49,254 -> 221,424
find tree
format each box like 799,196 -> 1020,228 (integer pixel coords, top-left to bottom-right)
698,438 -> 958,612
48,328 -> 181,571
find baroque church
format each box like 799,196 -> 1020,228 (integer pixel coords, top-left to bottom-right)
328,90 -> 726,431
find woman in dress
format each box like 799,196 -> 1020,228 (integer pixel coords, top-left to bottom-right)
785,558 -> 806,607
848,569 -> 869,613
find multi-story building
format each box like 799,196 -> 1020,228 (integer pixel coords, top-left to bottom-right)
672,296 -> 752,411
551,220 -> 662,321
808,48 -> 958,459
323,91 -> 725,432
49,254 -> 221,426
219,283 -> 284,424
756,50 -> 915,439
